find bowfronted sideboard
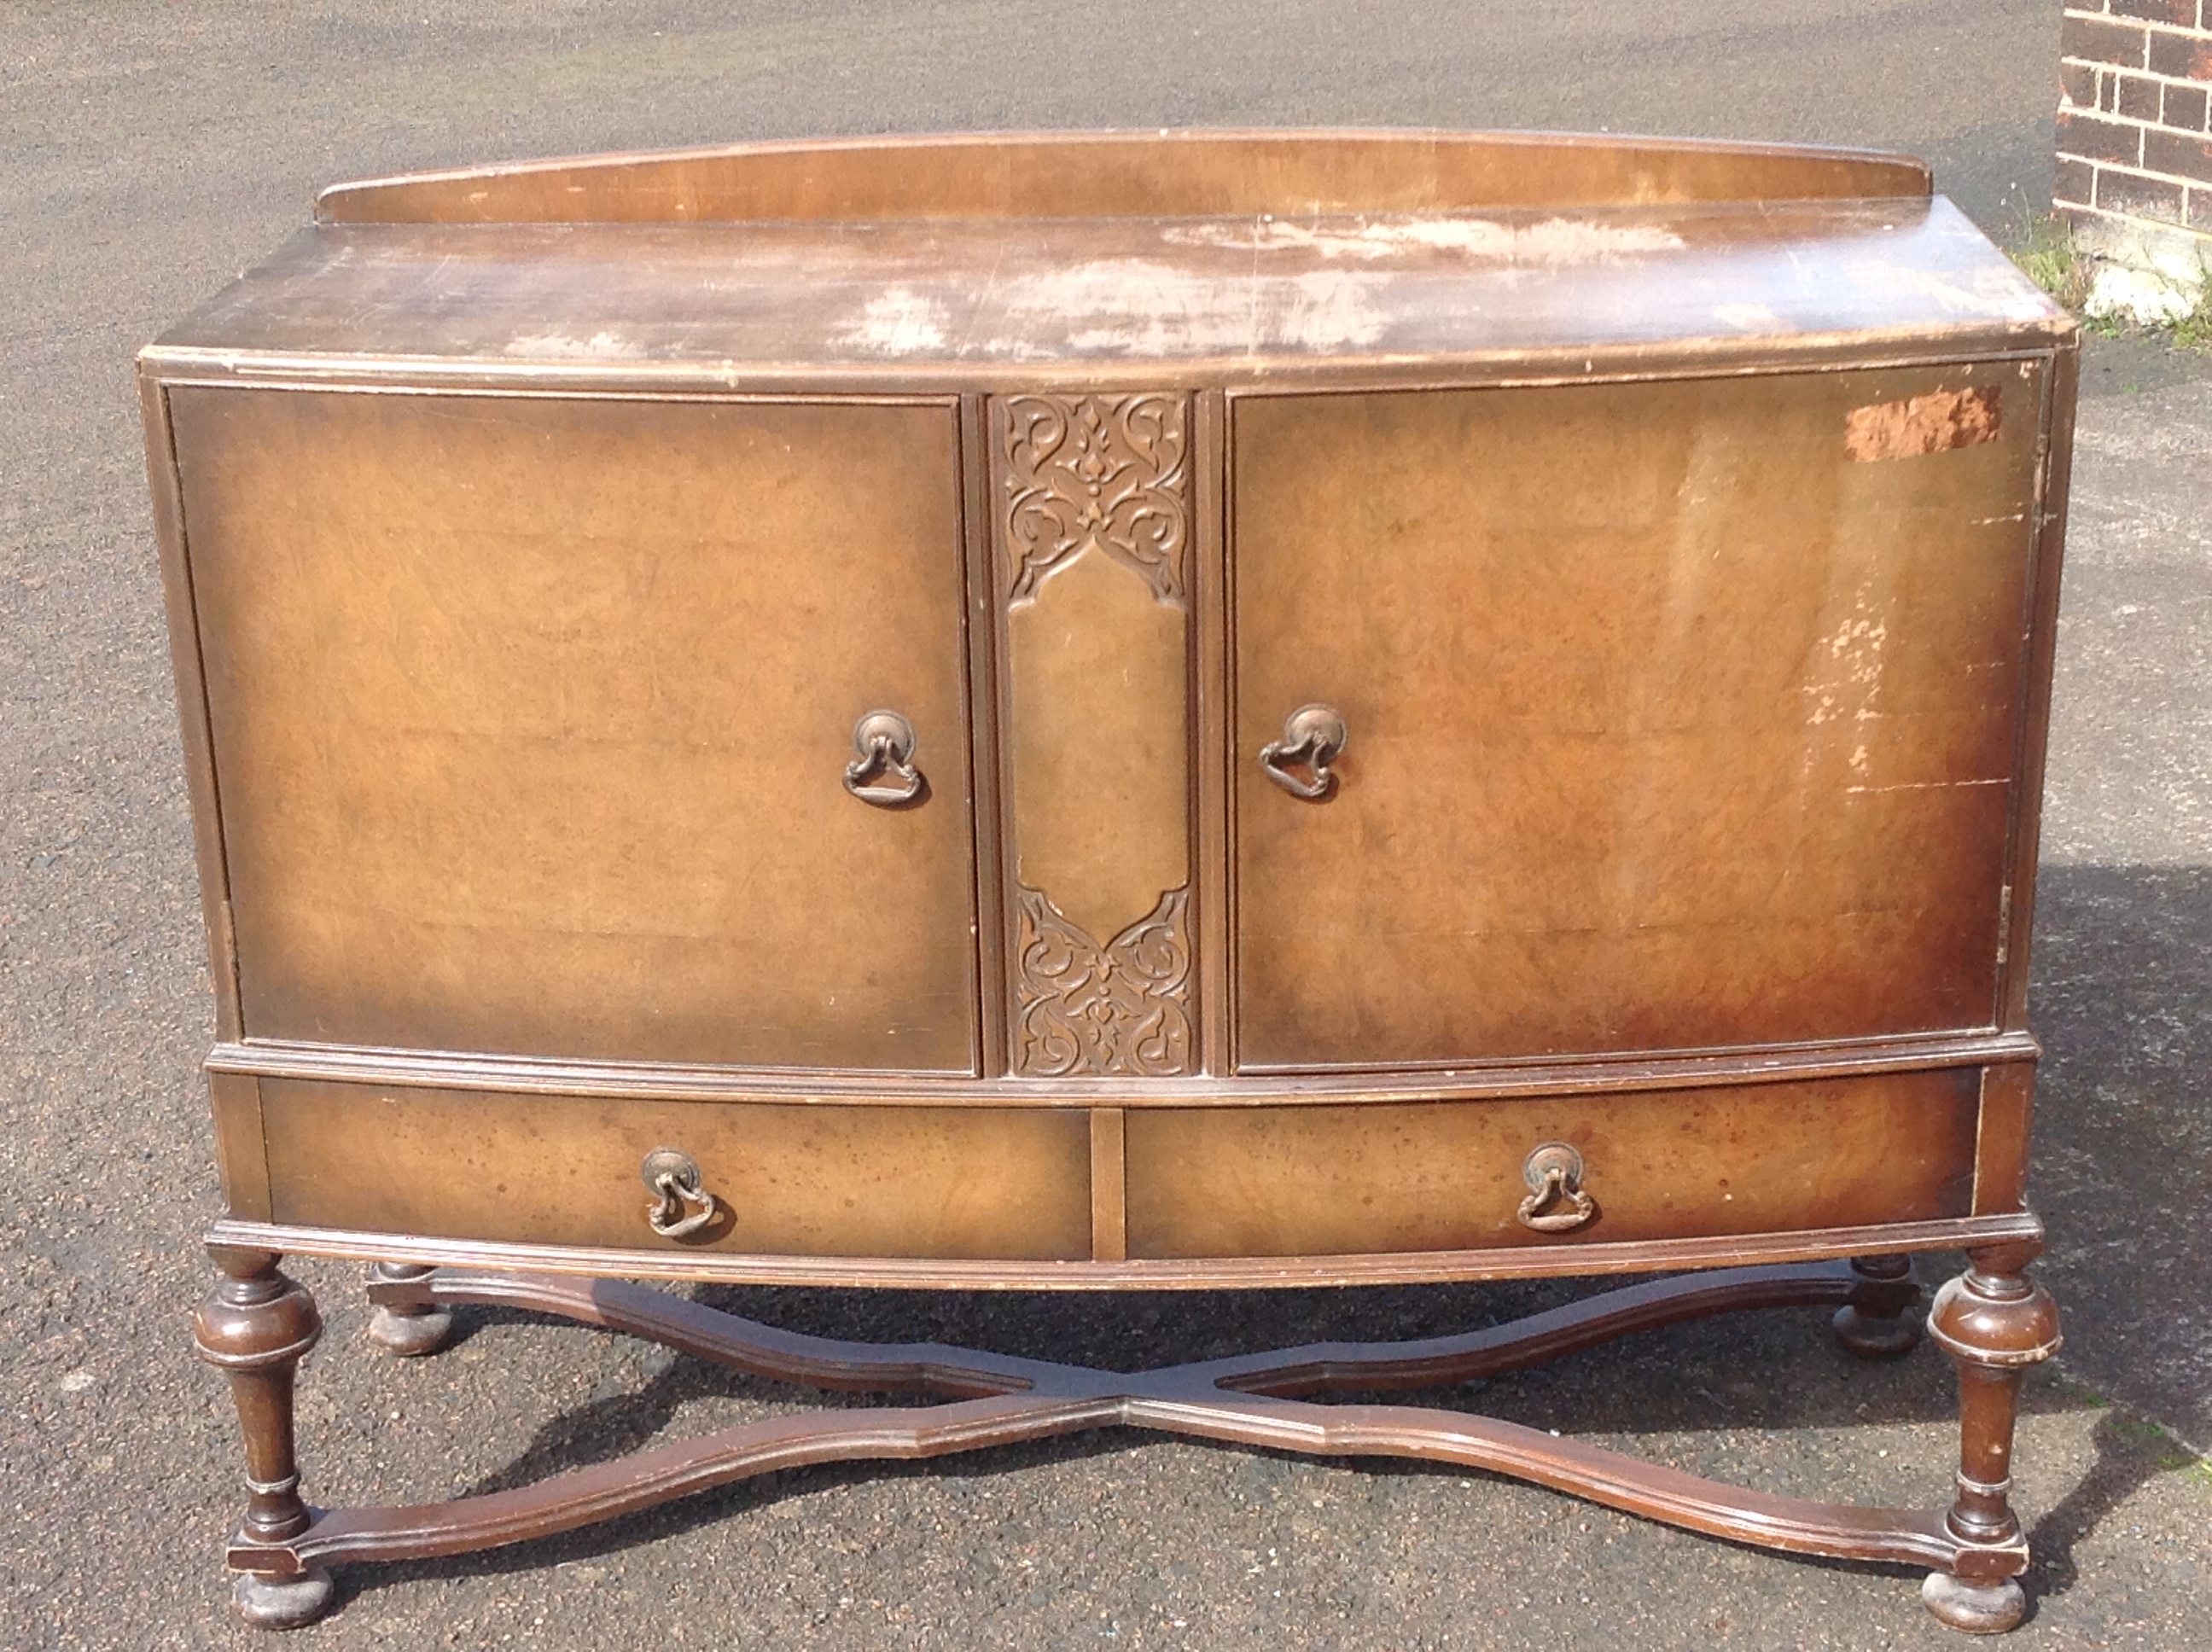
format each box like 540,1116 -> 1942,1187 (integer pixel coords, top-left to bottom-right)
142,129 -> 2071,1632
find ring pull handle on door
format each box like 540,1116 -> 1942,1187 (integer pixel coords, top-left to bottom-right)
844,710 -> 924,806
1260,704 -> 1348,800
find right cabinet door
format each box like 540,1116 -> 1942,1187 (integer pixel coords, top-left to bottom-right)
1230,362 -> 2046,1070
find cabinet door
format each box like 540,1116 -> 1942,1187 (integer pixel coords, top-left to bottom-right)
172,388 -> 977,1072
1231,364 -> 2044,1069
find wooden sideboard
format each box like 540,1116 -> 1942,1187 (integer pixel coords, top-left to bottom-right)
143,130 -> 2072,1633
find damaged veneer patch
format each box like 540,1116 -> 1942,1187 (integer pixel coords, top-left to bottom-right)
1843,386 -> 2000,462
1161,215 -> 1686,263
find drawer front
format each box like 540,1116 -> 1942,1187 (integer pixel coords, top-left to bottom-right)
1124,1071 -> 1979,1259
1231,364 -> 2044,1068
260,1081 -> 1092,1260
172,387 -> 979,1072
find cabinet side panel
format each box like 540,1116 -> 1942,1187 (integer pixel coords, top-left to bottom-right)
170,387 -> 978,1071
1972,1062 -> 2035,1216
206,1070 -> 271,1221
2000,343 -> 2075,1027
138,372 -> 242,1040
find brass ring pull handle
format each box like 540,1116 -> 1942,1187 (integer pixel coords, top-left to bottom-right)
1260,704 -> 1348,800
844,710 -> 924,806
641,1148 -> 719,1240
1516,1142 -> 1598,1234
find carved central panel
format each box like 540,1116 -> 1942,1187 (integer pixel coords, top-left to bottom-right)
1004,394 -> 1189,606
994,393 -> 1196,1077
1013,884 -> 1193,1077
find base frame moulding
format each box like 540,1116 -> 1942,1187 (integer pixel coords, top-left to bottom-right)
193,1242 -> 2060,1635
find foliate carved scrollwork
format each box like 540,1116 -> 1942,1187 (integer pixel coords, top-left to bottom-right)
1013,884 -> 1194,1076
1002,394 -> 1189,606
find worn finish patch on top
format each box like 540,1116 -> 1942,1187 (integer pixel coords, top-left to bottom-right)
1843,385 -> 2002,461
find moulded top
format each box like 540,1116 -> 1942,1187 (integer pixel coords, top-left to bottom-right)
146,133 -> 2065,386
146,193 -> 2069,388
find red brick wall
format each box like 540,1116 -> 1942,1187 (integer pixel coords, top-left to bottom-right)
2057,3 -> 2212,236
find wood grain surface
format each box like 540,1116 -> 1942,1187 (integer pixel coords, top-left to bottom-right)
1126,1071 -> 1980,1258
168,387 -> 980,1072
1231,361 -> 2046,1067
144,199 -> 2064,388
258,1079 -> 1092,1259
311,128 -> 1934,224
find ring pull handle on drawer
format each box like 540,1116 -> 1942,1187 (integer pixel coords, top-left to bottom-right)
1517,1142 -> 1598,1234
641,1148 -> 720,1240
844,710 -> 925,806
1260,703 -> 1348,800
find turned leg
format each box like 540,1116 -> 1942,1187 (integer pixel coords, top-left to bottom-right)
365,1261 -> 454,1357
1832,1254 -> 1923,1358
1919,1244 -> 2061,1634
194,1246 -> 334,1631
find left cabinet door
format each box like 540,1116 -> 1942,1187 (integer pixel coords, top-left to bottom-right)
166,387 -> 979,1072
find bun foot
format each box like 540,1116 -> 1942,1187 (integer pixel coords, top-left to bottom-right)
367,1302 -> 453,1357
1922,1570 -> 2026,1633
1832,1302 -> 1922,1358
1834,1254 -> 1921,1359
365,1262 -> 452,1357
234,1567 -> 334,1630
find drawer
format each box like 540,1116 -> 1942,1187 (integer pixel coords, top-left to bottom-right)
1123,1070 -> 1979,1258
259,1080 -> 1091,1260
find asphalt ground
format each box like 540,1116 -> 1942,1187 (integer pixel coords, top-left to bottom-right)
4,4 -> 2209,1648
